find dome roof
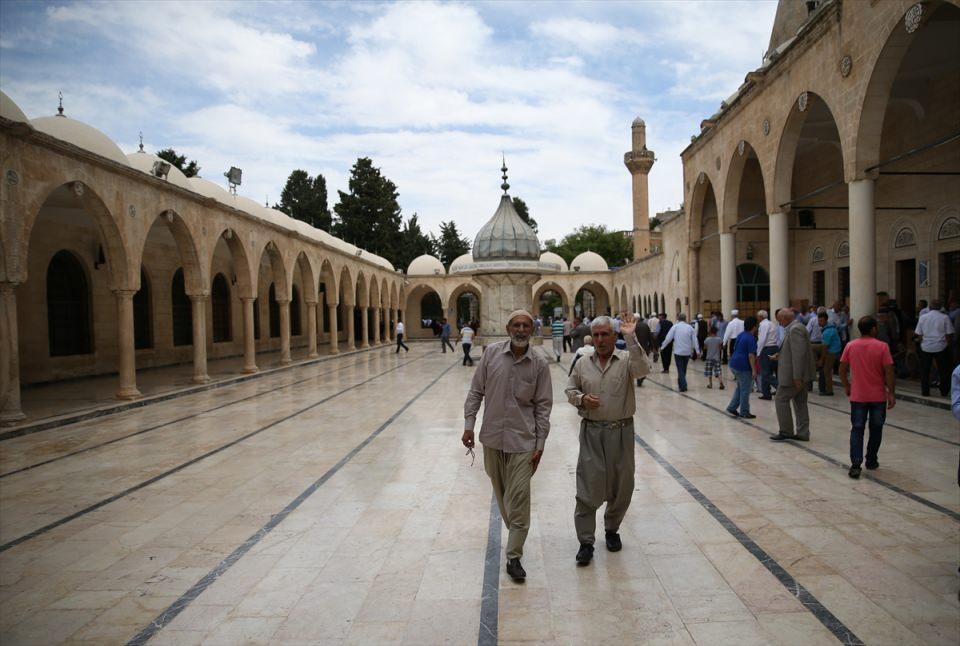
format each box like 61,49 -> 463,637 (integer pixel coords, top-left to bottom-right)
1,91 -> 28,123
31,115 -> 129,166
449,252 -> 474,273
407,254 -> 445,276
473,194 -> 539,260
538,251 -> 568,272
187,176 -> 232,202
125,152 -> 192,189
570,250 -> 608,272
632,116 -> 645,127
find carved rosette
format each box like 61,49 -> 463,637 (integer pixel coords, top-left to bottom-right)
72,181 -> 85,197
839,55 -> 852,78
698,172 -> 706,185
737,140 -> 746,156
904,3 -> 922,33
798,91 -> 809,112
762,119 -> 770,136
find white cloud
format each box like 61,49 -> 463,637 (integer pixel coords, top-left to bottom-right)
529,18 -> 644,55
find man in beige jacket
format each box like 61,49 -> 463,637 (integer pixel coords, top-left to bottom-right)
771,309 -> 817,441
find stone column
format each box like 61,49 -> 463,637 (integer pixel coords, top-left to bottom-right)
384,308 -> 392,343
114,290 -> 142,400
624,118 -> 655,260
189,295 -> 210,384
687,243 -> 700,316
241,297 -> 258,374
0,283 -> 25,425
345,304 -> 356,351
328,303 -> 339,354
719,232 -> 737,316
306,301 -> 319,359
849,179 -> 876,329
373,307 -> 381,345
278,299 -> 292,364
360,307 -> 370,348
768,212 -> 790,313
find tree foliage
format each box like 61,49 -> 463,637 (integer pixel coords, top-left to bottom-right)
394,213 -> 435,272
333,157 -> 403,263
511,197 -> 537,233
432,220 -> 471,269
545,224 -> 633,268
156,148 -> 200,178
275,169 -> 331,230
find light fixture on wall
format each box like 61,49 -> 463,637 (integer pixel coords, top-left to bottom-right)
152,160 -> 171,179
94,244 -> 106,270
746,242 -> 754,260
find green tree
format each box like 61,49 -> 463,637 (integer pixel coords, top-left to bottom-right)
432,220 -> 471,269
395,213 -> 435,271
156,148 -> 200,178
332,157 -> 403,263
275,169 -> 331,230
546,224 -> 633,268
511,196 -> 538,233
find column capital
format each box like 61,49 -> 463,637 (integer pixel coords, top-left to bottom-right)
276,298 -> 291,305
304,298 -> 319,306
0,282 -> 21,294
112,288 -> 138,298
240,295 -> 256,303
188,293 -> 209,303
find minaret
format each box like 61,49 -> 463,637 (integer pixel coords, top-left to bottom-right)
624,117 -> 655,259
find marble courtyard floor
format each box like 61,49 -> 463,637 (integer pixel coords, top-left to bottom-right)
0,346 -> 957,645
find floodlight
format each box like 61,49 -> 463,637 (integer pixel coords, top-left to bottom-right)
152,160 -> 171,179
224,167 -> 242,194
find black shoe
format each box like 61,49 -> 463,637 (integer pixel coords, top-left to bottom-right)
575,543 -> 594,566
506,557 -> 526,582
739,413 -> 757,419
770,434 -> 794,441
661,369 -> 669,373
848,466 -> 862,479
605,531 -> 622,552
759,395 -> 772,400
865,462 -> 879,470
726,408 -> 739,417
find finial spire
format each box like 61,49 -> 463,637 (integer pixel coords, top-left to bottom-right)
500,154 -> 509,194
138,131 -> 145,153
56,91 -> 64,117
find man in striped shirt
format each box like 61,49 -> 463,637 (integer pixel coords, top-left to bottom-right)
551,317 -> 565,362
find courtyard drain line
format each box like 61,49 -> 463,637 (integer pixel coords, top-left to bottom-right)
0,353 -> 436,553
124,359 -> 458,646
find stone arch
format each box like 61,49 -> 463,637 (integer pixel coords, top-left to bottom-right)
209,226 -> 253,299
533,281 -> 571,313
253,239 -> 288,300
448,282 -> 481,324
405,282 -> 443,338
573,279 -> 610,318
688,169 -> 723,241
355,271 -> 369,308
137,209 -> 204,296
338,265 -> 355,306
293,251 -> 317,303
722,139 -> 769,227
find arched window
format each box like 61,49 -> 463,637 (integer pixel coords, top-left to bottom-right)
269,284 -> 280,338
894,227 -> 916,248
736,263 -> 770,303
653,292 -> 659,314
320,283 -> 329,332
660,294 -> 666,314
291,285 -> 302,336
420,291 -> 443,325
47,250 -> 92,356
253,297 -> 260,340
212,273 -> 231,343
537,290 -> 562,320
456,291 -> 479,324
134,267 -> 153,350
675,298 -> 682,319
171,268 -> 193,347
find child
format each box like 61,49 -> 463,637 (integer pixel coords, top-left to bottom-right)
703,327 -> 725,390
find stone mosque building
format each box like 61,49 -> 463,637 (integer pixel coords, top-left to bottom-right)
1,0 -> 958,427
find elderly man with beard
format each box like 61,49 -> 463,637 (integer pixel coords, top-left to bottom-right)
462,310 -> 553,582
566,315 -> 649,565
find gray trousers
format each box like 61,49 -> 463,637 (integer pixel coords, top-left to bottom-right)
775,384 -> 810,439
483,446 -> 534,559
575,419 -> 635,545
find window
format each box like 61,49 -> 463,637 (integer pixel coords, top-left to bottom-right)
320,283 -> 329,332
171,268 -> 193,347
47,250 -> 92,356
212,273 -> 231,343
736,263 -> 770,303
269,284 -> 280,338
291,285 -> 302,336
134,268 -> 153,350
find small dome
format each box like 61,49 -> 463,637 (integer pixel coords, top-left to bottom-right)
449,253 -> 474,273
31,116 -> 129,166
473,194 -> 539,260
570,250 -> 608,272
1,91 -> 28,123
632,117 -> 645,127
539,251 -> 568,272
407,254 -> 445,276
368,254 -> 394,271
187,176 -> 231,202
125,152 -> 192,190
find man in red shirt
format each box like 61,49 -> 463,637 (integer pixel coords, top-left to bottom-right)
839,316 -> 896,479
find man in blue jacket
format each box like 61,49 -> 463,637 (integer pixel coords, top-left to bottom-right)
818,311 -> 841,396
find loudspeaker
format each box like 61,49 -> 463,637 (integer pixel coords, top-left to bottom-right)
797,210 -> 816,228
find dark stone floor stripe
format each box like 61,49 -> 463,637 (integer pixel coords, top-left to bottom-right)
0,354 -> 433,553
645,378 -> 960,523
633,433 -> 865,645
805,399 -> 959,446
478,492 -> 502,646
0,353 -> 385,480
125,360 -> 457,646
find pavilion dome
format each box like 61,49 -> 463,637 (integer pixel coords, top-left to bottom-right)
125,152 -> 192,190
407,254 -> 445,276
187,177 -> 232,202
449,253 -> 473,273
0,91 -> 28,123
570,250 -> 608,272
473,194 -> 539,260
31,115 -> 129,167
538,251 -> 568,272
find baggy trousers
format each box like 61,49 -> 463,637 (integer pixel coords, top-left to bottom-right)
483,446 -> 534,560
575,419 -> 635,545
774,384 -> 810,439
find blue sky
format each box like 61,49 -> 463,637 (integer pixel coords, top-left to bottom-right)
0,0 -> 777,244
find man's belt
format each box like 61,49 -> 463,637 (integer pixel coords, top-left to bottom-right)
584,418 -> 633,429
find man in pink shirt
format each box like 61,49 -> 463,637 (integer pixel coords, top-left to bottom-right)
839,316 -> 896,479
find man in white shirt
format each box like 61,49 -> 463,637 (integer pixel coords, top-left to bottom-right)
660,313 -> 700,392
646,313 -> 660,361
756,310 -> 780,399
914,300 -> 954,397
722,309 -> 744,372
395,320 -> 409,353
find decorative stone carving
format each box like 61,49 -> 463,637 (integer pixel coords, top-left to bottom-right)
737,140 -> 745,156
840,55 -> 852,78
5,169 -> 18,185
894,227 -> 916,248
128,204 -> 137,217
812,247 -> 825,263
715,157 -> 721,171
698,172 -> 706,185
798,91 -> 809,112
72,181 -> 85,197
905,3 -> 922,33
937,217 -> 959,240
837,240 -> 850,258
762,119 -> 770,136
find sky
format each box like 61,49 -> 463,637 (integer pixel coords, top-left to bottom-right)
0,0 -> 778,245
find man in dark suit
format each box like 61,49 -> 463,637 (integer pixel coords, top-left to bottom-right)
632,313 -> 653,387
771,308 -> 817,441
657,313 -> 673,373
